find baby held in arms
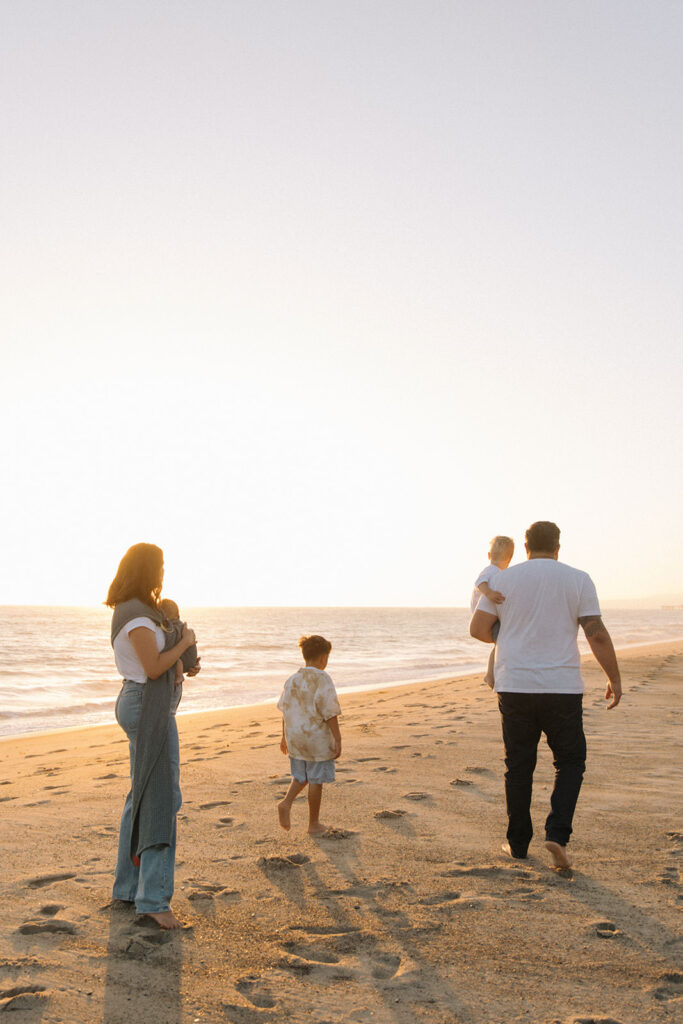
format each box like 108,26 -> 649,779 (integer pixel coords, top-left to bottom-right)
277,635 -> 342,837
470,536 -> 514,688
159,598 -> 199,685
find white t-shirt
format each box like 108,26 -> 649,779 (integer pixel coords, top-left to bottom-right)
470,564 -> 502,614
477,559 -> 601,694
277,667 -> 342,762
113,617 -> 165,684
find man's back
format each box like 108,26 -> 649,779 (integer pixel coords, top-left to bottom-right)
479,559 -> 600,693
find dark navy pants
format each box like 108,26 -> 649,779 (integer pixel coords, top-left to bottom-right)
497,692 -> 586,855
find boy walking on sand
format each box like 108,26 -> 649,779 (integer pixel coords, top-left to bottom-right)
277,635 -> 342,836
470,536 -> 515,687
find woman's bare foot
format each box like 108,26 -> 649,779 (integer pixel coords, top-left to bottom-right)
145,910 -> 183,930
308,822 -> 329,836
278,800 -> 292,831
544,840 -> 572,869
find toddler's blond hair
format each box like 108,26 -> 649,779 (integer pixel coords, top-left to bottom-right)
489,536 -> 514,562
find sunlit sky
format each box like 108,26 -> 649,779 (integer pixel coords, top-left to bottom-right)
2,1 -> 681,607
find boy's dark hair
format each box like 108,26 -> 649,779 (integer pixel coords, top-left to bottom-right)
299,635 -> 332,662
525,521 -> 560,553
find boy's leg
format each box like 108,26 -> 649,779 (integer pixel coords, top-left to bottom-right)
278,777 -> 307,831
307,783 -> 326,835
484,645 -> 496,688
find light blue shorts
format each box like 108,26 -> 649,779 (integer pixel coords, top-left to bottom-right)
289,757 -> 335,784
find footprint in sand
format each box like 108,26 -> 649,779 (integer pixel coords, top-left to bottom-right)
450,778 -> 474,787
317,828 -> 355,840
442,864 -> 529,880
650,971 -> 683,1002
216,817 -> 235,827
26,873 -> 77,889
0,988 -> 49,1013
39,904 -> 63,916
257,854 -> 310,869
465,766 -> 494,776
374,809 -> 407,820
17,918 -> 77,935
416,891 -> 461,907
199,800 -> 232,810
373,766 -> 397,773
280,929 -> 402,982
591,920 -> 621,939
402,792 -> 430,801
282,940 -> 340,964
570,1018 -> 624,1024
235,976 -> 276,1008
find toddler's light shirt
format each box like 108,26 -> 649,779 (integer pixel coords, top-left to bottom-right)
470,564 -> 502,614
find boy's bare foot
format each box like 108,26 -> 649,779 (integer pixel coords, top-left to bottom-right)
277,800 -> 291,831
545,840 -> 572,869
308,822 -> 329,836
145,910 -> 183,930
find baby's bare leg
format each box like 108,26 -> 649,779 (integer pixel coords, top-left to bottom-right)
484,645 -> 496,688
278,778 -> 307,831
307,783 -> 328,835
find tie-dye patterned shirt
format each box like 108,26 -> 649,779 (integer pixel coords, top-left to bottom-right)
277,666 -> 342,761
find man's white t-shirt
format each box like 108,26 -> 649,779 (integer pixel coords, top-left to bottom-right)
113,617 -> 165,683
477,559 -> 601,694
470,564 -> 502,614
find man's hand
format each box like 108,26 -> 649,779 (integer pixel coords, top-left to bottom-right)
186,657 -> 201,677
605,679 -> 622,710
579,616 -> 622,710
488,589 -> 505,605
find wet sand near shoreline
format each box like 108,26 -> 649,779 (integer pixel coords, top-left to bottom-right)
1,641 -> 681,1023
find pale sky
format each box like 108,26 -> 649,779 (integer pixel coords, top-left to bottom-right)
1,1 -> 681,607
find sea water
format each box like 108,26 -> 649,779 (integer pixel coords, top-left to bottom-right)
0,605 -> 681,737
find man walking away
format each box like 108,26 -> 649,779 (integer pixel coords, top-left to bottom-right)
470,521 -> 622,869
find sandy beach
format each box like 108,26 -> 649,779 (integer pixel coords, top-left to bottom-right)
1,640 -> 681,1023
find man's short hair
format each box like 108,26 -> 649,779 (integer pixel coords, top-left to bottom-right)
490,535 -> 514,561
525,521 -> 560,553
298,635 -> 332,661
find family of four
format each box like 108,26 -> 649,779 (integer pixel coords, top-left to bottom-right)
106,521 -> 622,929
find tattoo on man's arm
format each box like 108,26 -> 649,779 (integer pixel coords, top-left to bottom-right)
578,615 -> 605,638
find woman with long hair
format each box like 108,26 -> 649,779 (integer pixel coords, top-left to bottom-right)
106,542 -> 199,929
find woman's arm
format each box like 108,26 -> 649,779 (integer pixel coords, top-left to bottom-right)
129,624 -> 196,680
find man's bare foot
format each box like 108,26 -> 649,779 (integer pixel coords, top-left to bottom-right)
308,822 -> 329,836
145,910 -> 183,930
278,800 -> 291,831
545,840 -> 572,869
501,842 -> 527,860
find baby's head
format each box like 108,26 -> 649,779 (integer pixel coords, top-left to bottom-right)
489,535 -> 514,569
299,634 -> 332,669
159,598 -> 180,620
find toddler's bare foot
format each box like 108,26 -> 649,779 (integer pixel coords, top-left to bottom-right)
145,910 -> 183,930
545,840 -> 572,869
308,822 -> 329,836
277,800 -> 291,831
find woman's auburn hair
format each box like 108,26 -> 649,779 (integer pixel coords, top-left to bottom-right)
105,542 -> 164,609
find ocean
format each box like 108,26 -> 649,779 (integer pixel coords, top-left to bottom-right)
1,605 -> 681,738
